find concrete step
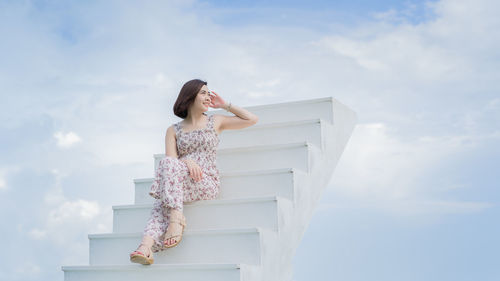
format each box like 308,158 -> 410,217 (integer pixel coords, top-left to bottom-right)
154,141 -> 316,174
133,168 -> 306,205
208,96 -> 337,125
112,196 -> 293,234
62,263 -> 261,281
89,227 -> 274,266
218,118 -> 325,150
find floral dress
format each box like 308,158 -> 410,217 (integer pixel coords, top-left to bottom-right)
143,113 -> 221,252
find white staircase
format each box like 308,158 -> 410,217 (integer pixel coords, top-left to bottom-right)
61,96 -> 357,281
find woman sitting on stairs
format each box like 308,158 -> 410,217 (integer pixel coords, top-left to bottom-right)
129,78 -> 259,265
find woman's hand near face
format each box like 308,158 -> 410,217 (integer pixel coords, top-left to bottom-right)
208,91 -> 227,109
183,158 -> 203,182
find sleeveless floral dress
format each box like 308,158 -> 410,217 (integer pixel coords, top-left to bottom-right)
143,113 -> 221,252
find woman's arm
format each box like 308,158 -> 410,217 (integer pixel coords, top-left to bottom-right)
218,102 -> 259,132
165,125 -> 200,181
165,126 -> 179,158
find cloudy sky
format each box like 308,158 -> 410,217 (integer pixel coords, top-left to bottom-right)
1,0 -> 499,280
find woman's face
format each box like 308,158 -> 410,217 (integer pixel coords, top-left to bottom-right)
192,85 -> 212,113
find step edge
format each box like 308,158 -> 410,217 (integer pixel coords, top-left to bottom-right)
209,96 -> 333,112
222,118 -> 322,134
62,263 -> 242,271
134,167 -> 296,182
216,140 -> 309,154
153,141 -> 309,157
89,227 -> 263,239
114,195 -> 279,210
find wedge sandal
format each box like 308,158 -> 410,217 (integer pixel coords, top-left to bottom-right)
129,243 -> 154,265
164,214 -> 187,248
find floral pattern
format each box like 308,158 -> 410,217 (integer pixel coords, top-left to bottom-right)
143,113 -> 221,252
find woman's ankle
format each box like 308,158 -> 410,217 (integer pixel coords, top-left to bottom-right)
140,235 -> 155,248
169,208 -> 183,218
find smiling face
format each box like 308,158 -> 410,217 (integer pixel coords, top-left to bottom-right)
192,84 -> 212,113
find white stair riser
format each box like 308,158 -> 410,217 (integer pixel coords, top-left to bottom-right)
209,97 -> 335,125
63,268 -> 242,281
154,144 -> 311,173
89,232 -> 261,265
113,200 -> 279,233
134,170 -> 298,204
220,171 -> 298,203
219,120 -> 323,150
218,145 -> 310,173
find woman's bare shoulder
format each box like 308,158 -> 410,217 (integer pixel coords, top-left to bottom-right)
166,124 -> 177,138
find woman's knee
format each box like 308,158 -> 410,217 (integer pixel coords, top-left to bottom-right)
161,156 -> 187,171
161,156 -> 176,165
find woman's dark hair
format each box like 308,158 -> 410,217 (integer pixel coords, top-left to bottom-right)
173,79 -> 208,119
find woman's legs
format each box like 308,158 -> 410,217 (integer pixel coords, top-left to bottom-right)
142,156 -> 188,251
141,200 -> 174,252
133,159 -> 221,256
163,174 -> 220,246
135,202 -> 184,256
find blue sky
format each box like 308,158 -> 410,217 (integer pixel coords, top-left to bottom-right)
1,0 -> 499,280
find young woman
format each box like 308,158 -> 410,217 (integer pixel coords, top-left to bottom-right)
129,79 -> 259,265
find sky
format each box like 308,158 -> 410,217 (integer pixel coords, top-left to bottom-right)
0,0 -> 499,280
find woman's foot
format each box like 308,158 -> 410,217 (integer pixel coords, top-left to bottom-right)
164,209 -> 187,248
130,241 -> 154,265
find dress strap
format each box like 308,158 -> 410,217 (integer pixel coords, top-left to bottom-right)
207,114 -> 214,130
173,122 -> 181,135
173,116 -> 212,134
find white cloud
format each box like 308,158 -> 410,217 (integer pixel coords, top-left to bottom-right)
14,262 -> 41,276
327,122 -> 495,214
0,165 -> 21,191
319,199 -> 493,216
53,131 -> 82,148
48,199 -> 101,224
305,0 -> 500,216
330,122 -> 457,200
406,200 -> 493,214
28,167 -> 112,265
315,22 -> 461,82
0,176 -> 6,190
28,228 -> 47,240
255,78 -> 281,88
43,168 -> 66,205
247,90 -> 276,98
459,97 -> 500,134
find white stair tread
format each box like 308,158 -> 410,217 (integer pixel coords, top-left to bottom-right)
211,96 -> 333,112
222,118 -> 322,132
62,263 -> 252,271
154,141 -> 311,157
114,195 -> 283,210
134,167 -> 296,183
90,227 -> 264,239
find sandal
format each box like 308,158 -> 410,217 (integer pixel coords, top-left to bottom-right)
129,243 -> 154,265
164,213 -> 187,248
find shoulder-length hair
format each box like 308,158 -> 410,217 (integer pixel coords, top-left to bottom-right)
173,79 -> 208,119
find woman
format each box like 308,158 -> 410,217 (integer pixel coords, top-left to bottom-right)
129,78 -> 259,265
